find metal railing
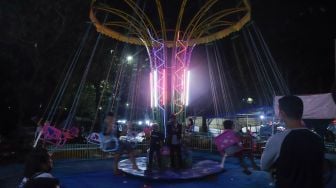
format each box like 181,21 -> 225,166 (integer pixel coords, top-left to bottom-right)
183,134 -> 215,152
47,144 -> 106,160
46,134 -> 290,160
47,134 -> 216,160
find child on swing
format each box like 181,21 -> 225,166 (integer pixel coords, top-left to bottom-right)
215,120 -> 259,175
102,112 -> 139,175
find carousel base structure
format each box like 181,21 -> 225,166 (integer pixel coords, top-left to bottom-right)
118,157 -> 224,180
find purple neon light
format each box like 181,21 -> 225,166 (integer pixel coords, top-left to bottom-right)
173,32 -> 194,111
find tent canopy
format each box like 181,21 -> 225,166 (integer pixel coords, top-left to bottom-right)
274,93 -> 336,119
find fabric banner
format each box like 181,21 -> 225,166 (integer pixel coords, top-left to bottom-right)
274,93 -> 336,119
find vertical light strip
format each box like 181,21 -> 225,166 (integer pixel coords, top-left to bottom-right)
186,70 -> 190,106
150,71 -> 153,108
182,68 -> 186,105
154,70 -> 158,107
163,69 -> 166,106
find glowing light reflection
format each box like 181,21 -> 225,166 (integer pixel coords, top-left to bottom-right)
154,70 -> 158,107
186,70 -> 190,106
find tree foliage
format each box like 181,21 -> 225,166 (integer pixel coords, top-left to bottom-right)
0,0 -> 91,135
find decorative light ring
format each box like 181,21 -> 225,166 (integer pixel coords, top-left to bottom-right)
89,0 -> 251,48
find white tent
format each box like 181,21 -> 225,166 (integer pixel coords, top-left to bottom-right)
274,93 -> 336,119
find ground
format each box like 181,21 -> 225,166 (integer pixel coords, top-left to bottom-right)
1,151 -> 335,188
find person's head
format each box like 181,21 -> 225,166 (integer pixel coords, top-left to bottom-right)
24,147 -> 53,178
278,95 -> 303,121
104,112 -> 116,127
188,118 -> 193,124
223,120 -> 234,130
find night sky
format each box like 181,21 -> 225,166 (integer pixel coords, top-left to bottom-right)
0,0 -> 335,134
251,0 -> 335,94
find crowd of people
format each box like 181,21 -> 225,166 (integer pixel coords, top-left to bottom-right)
19,95 -> 330,188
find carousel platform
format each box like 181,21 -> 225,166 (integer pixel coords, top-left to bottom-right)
118,157 -> 224,180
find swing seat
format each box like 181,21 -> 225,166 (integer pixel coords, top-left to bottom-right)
87,132 -> 101,145
214,130 -> 240,153
40,124 -> 67,147
99,132 -> 119,152
86,132 -> 119,152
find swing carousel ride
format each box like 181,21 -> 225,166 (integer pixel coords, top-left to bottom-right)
33,0 -> 290,180
90,0 -> 251,127
88,0 -> 251,179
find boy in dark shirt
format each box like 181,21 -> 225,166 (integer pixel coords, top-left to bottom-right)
167,114 -> 183,169
146,123 -> 164,174
261,96 -> 324,188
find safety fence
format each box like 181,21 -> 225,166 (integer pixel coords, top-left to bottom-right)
47,134 -> 215,160
183,134 -> 215,152
47,141 -> 152,160
45,134 -> 287,160
48,144 -> 105,160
